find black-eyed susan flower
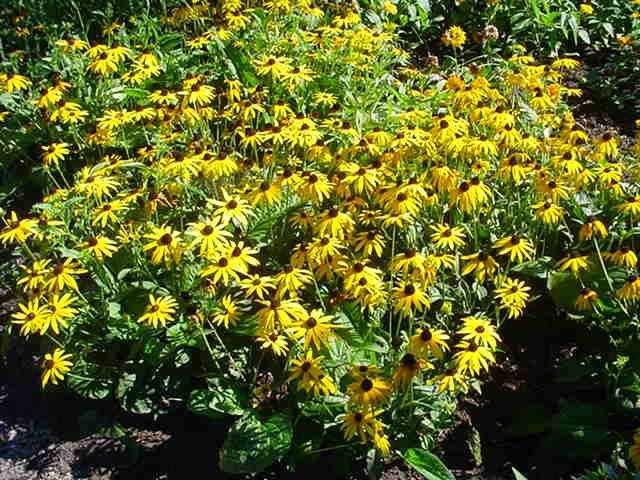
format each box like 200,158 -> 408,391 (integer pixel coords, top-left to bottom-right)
143,225 -> 183,265
603,247 -> 638,269
430,223 -> 466,251
41,293 -> 78,335
212,295 -> 241,328
138,294 -> 178,328
83,235 -> 118,260
347,374 -> 391,407
289,309 -> 337,350
41,348 -> 73,388
457,316 -> 500,349
493,235 -> 535,263
409,326 -> 450,359
45,259 -> 87,292
11,299 -> 49,336
453,341 -> 496,375
617,275 -> 640,302
461,251 -> 499,282
0,211 -> 38,245
575,288 -> 599,311
556,252 -> 591,276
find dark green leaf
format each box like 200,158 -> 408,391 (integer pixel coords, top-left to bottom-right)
403,448 -> 454,480
220,413 -> 293,474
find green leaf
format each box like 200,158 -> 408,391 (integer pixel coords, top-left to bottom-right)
220,413 -> 293,474
403,448 -> 454,480
188,386 -> 245,420
512,467 -> 528,480
547,271 -> 580,309
67,362 -> 113,400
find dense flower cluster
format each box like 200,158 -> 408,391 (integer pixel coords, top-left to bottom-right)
1,0 -> 639,464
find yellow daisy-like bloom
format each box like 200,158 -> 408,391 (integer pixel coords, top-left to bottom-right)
45,258 -> 87,292
555,252 -> 591,276
239,274 -> 275,300
289,309 -> 337,350
453,341 -> 496,376
41,143 -> 70,167
430,367 -> 469,394
210,190 -> 254,229
201,255 -> 244,285
461,251 -> 499,282
142,225 -> 183,265
0,211 -> 38,245
4,73 -> 31,93
287,350 -> 335,396
186,218 -> 233,258
17,259 -> 51,293
430,223 -> 466,251
256,330 -> 289,357
138,294 -> 178,328
494,277 -> 531,319
575,288 -> 599,311
11,298 -> 49,336
409,326 -> 450,359
340,409 -> 381,443
392,352 -> 432,388
441,25 -> 466,48
578,217 -> 607,241
532,200 -> 564,225
84,236 -> 118,260
41,293 -> 78,335
211,295 -> 241,328
457,316 -> 501,349
493,235 -> 535,263
256,297 -> 308,331
347,375 -> 391,407
41,348 -> 73,388
602,247 -> 637,269
393,281 -> 431,317
617,275 -> 640,302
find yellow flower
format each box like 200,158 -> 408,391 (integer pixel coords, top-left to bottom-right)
393,281 -> 431,317
442,25 -> 466,48
430,223 -> 466,251
84,235 -> 118,260
430,367 -> 468,393
142,225 -> 183,265
11,299 -> 49,336
288,309 -> 337,350
461,251 -> 499,282
457,316 -> 500,349
46,259 -> 87,292
138,294 -> 178,328
347,375 -> 391,406
41,348 -> 73,388
579,3 -> 593,14
453,341 -> 496,375
186,218 -> 233,259
3,73 -> 31,93
212,295 -> 241,328
493,235 -> 535,263
287,350 -> 335,396
256,330 -> 289,356
556,252 -> 591,276
0,211 -> 38,244
41,143 -> 70,167
42,293 -> 78,335
409,327 -> 450,359
575,288 -> 599,311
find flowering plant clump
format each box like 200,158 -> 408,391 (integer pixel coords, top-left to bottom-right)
1,0 -> 640,474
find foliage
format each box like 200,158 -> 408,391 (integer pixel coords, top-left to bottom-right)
0,0 -> 640,477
